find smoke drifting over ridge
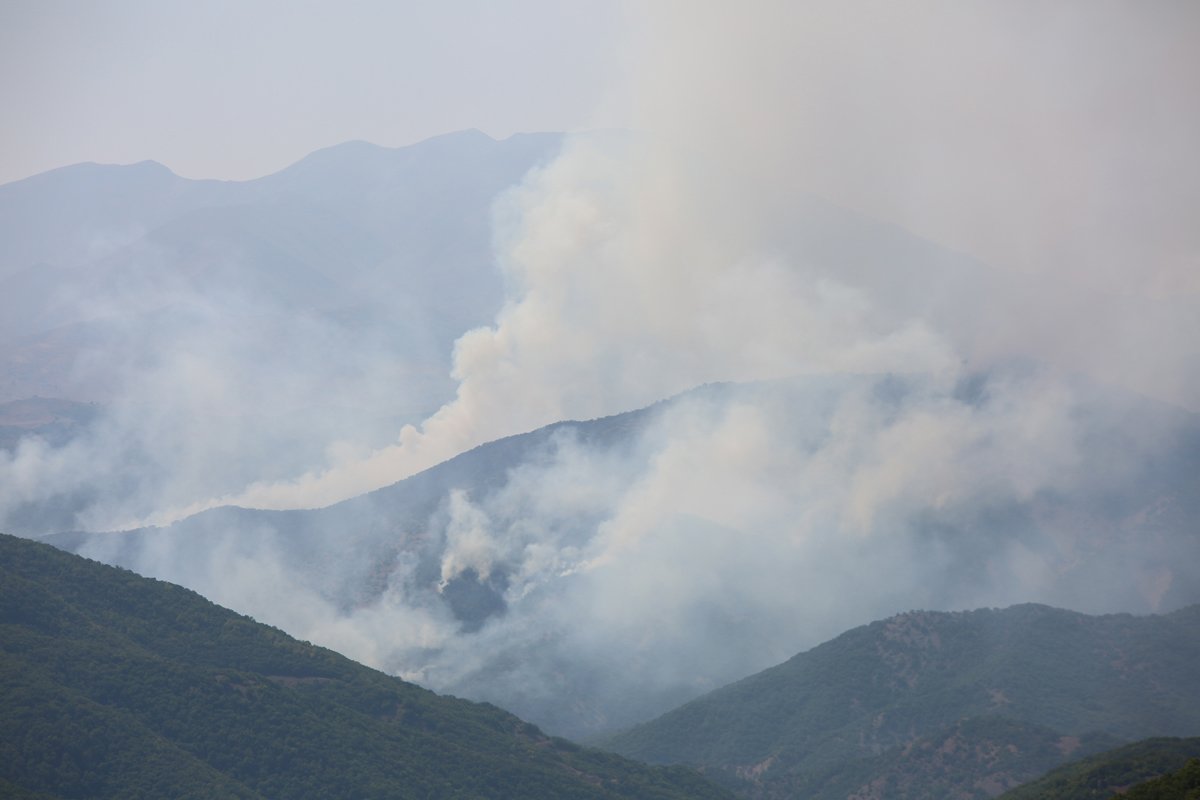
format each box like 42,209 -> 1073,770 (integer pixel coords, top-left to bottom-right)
207,0 -> 1200,514
8,2 -> 1200,737
0,131 -> 555,531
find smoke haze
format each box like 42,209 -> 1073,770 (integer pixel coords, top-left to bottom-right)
5,2 -> 1199,737
226,0 -> 1200,514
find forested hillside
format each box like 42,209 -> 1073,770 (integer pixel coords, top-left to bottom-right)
0,533 -> 731,800
997,737 -> 1200,800
604,604 -> 1200,800
1119,758 -> 1200,800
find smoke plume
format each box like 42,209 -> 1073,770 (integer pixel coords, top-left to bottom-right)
8,1 -> 1200,737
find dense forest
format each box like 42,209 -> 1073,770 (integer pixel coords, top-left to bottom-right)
1120,758 -> 1200,799
996,738 -> 1200,800
0,533 -> 731,800
605,605 -> 1200,799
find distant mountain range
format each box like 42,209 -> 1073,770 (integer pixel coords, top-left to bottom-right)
0,129 -> 560,353
603,604 -> 1200,799
0,532 -> 732,800
0,130 -> 561,411
0,130 -> 565,540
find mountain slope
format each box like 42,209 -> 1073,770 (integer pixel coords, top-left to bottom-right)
42,371 -> 1200,740
996,737 -> 1200,800
763,716 -> 1124,800
603,604 -> 1200,799
0,532 -> 731,800
1119,757 -> 1200,800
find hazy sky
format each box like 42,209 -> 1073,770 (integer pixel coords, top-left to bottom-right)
0,0 -> 626,184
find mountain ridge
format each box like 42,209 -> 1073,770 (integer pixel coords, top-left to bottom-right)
603,603 -> 1200,799
38,370 -> 1200,739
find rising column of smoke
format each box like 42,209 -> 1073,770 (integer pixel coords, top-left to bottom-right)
49,1 -> 1200,738
208,0 -> 1198,518
263,1 -> 1200,732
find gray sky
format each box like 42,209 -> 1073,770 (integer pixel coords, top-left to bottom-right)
0,0 -> 626,184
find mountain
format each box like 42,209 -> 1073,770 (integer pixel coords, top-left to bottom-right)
602,604 -> 1200,800
41,370 -> 1200,740
0,397 -> 99,451
0,159 -> 204,284
43,394 -> 657,609
1115,757 -> 1200,800
7,132 -> 1199,748
0,129 -> 562,403
0,130 -> 566,544
0,129 -> 557,293
0,532 -> 732,800
996,737 -> 1200,800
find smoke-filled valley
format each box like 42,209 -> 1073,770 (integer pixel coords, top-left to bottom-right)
4,0 -> 1199,751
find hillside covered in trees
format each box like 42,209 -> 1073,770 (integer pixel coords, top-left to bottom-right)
0,533 -> 731,800
605,605 -> 1200,800
996,737 -> 1200,800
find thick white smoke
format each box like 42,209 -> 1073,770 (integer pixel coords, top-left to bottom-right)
13,1 -> 1200,738
203,0 -> 1199,517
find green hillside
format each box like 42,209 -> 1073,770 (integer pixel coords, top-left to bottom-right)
0,532 -> 732,800
1120,757 -> 1200,800
996,737 -> 1200,800
604,605 -> 1200,800
769,716 -> 1124,800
